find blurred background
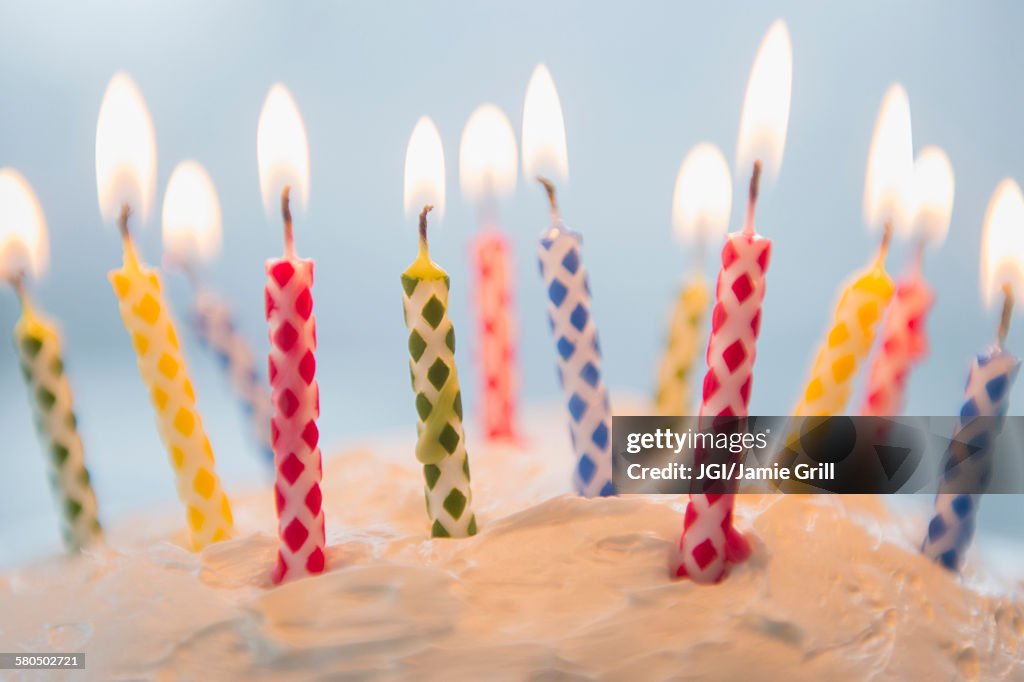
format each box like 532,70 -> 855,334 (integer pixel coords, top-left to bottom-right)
1,0 -> 1023,567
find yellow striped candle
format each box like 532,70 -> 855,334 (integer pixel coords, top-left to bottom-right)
96,72 -> 232,550
794,83 -> 911,417
793,233 -> 894,416
109,222 -> 233,549
654,278 -> 709,415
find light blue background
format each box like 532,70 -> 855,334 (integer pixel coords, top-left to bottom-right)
1,1 -> 1022,566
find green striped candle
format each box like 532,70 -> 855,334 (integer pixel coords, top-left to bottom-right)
400,206 -> 477,538
13,288 -> 101,551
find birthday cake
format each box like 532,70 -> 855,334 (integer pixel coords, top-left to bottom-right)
1,407 -> 1022,681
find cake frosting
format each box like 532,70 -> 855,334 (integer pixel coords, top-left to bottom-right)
1,407 -> 1022,681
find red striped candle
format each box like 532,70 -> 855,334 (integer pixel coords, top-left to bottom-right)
674,164 -> 769,583
459,104 -> 520,442
471,230 -> 518,440
673,20 -> 791,584
860,272 -> 933,416
266,189 -> 324,584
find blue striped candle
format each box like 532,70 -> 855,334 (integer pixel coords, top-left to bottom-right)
922,300 -> 1019,570
536,179 -> 614,497
192,290 -> 275,466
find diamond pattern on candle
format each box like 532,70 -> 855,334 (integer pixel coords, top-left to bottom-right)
794,266 -> 894,416
922,349 -> 1020,571
538,228 -> 615,497
15,313 -> 102,552
655,280 -> 709,415
676,232 -> 770,584
700,234 -> 770,418
860,277 -> 934,416
401,272 -> 477,538
110,256 -> 233,550
192,291 -> 274,464
266,257 -> 325,584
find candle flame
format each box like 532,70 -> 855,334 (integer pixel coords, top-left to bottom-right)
672,143 -> 732,244
981,179 -> 1024,308
863,84 -> 914,233
736,20 -> 792,182
403,116 -> 446,221
522,64 -> 569,184
459,104 -> 518,203
257,84 -> 310,217
0,168 -> 48,281
908,146 -> 954,246
95,72 -> 157,225
162,161 -> 223,264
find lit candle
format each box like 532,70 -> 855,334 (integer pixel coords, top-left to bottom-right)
675,20 -> 792,583
162,160 -> 274,465
459,104 -> 520,441
97,73 -> 233,550
1,169 -> 101,551
402,117 -> 477,538
861,147 -> 954,416
922,179 -> 1023,571
793,84 -> 911,417
257,84 -> 325,583
654,144 -> 731,415
524,64 -> 613,497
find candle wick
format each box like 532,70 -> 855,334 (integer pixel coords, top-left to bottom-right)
281,186 -> 295,259
537,176 -> 561,223
419,204 -> 434,248
118,203 -> 132,242
876,220 -> 893,268
8,271 -> 29,310
998,283 -> 1014,345
743,161 -> 762,237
